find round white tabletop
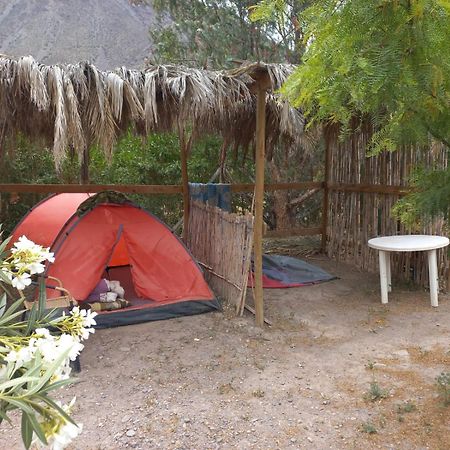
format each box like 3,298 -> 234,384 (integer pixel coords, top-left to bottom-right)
368,235 -> 449,252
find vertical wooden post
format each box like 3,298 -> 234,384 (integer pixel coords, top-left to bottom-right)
321,131 -> 331,252
254,84 -> 266,327
179,129 -> 190,243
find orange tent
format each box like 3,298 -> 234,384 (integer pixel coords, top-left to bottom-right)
11,193 -> 218,327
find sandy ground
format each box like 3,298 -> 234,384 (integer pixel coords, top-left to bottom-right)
0,255 -> 449,450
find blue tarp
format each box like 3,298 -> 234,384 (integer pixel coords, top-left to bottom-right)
189,183 -> 231,211
249,254 -> 337,288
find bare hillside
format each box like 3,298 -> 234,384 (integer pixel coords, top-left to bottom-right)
0,0 -> 156,69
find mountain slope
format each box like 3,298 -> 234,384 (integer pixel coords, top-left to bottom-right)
0,0 -> 156,69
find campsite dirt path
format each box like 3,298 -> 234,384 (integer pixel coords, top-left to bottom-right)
1,256 -> 449,450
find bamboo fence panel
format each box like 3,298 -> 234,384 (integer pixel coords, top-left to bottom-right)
187,201 -> 254,314
326,124 -> 448,287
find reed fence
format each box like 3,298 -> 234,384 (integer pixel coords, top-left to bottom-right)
324,124 -> 448,287
187,201 -> 254,314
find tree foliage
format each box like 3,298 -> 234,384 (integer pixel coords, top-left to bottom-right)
278,0 -> 450,154
253,0 -> 450,222
0,134 -> 255,234
150,0 -> 302,66
392,166 -> 450,228
254,0 -> 450,150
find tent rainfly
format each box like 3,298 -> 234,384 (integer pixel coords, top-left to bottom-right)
11,193 -> 219,328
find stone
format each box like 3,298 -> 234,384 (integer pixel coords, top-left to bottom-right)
126,429 -> 136,437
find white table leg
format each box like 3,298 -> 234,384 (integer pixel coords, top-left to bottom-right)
428,249 -> 439,307
379,250 -> 389,304
386,251 -> 392,292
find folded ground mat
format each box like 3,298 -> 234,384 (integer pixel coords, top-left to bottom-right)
87,299 -> 130,312
248,254 -> 337,289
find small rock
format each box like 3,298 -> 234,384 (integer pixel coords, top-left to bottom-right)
122,415 -> 131,423
120,346 -> 131,352
126,429 -> 136,437
373,362 -> 386,369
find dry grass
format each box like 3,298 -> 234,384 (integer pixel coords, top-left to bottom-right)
407,345 -> 450,365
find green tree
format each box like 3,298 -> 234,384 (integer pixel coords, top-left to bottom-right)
150,0 -> 300,67
253,0 -> 450,223
0,134 -> 256,234
255,0 -> 450,150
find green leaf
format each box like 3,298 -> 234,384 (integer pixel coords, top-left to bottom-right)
38,395 -> 77,426
0,297 -> 26,319
37,277 -> 46,317
39,377 -> 78,394
0,236 -> 12,257
25,302 -> 37,336
0,293 -> 6,318
0,407 -> 12,425
0,308 -> 28,327
21,412 -> 33,450
0,376 -> 40,393
39,395 -> 78,426
2,397 -> 35,415
24,348 -> 72,396
27,411 -> 48,446
0,270 -> 12,285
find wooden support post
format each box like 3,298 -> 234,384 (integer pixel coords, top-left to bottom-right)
254,84 -> 266,327
321,132 -> 331,252
179,129 -> 191,243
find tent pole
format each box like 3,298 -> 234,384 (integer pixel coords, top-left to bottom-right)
254,83 -> 266,327
180,130 -> 190,243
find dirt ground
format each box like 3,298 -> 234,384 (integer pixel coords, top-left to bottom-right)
0,252 -> 449,450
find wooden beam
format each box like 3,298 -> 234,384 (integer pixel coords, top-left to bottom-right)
0,182 -> 410,196
231,181 -> 323,193
0,184 -> 183,194
328,183 -> 410,195
254,84 -> 266,328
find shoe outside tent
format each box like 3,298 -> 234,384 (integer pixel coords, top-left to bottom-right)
10,192 -> 219,328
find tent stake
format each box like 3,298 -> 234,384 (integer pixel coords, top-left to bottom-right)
254,83 -> 266,327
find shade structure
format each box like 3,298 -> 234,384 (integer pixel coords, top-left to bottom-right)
11,193 -> 219,327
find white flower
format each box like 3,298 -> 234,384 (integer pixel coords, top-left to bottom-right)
69,307 -> 97,340
50,421 -> 82,450
41,249 -> 55,263
34,328 -> 52,339
28,261 -> 46,275
4,345 -> 35,367
0,364 -> 8,382
58,334 -> 84,361
11,235 -> 37,252
32,398 -> 82,450
11,272 -> 32,290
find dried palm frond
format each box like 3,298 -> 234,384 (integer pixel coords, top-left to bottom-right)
0,55 -> 316,168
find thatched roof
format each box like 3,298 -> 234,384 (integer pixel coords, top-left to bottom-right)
0,55 -> 307,169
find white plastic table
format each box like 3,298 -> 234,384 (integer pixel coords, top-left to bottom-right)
368,235 -> 449,307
